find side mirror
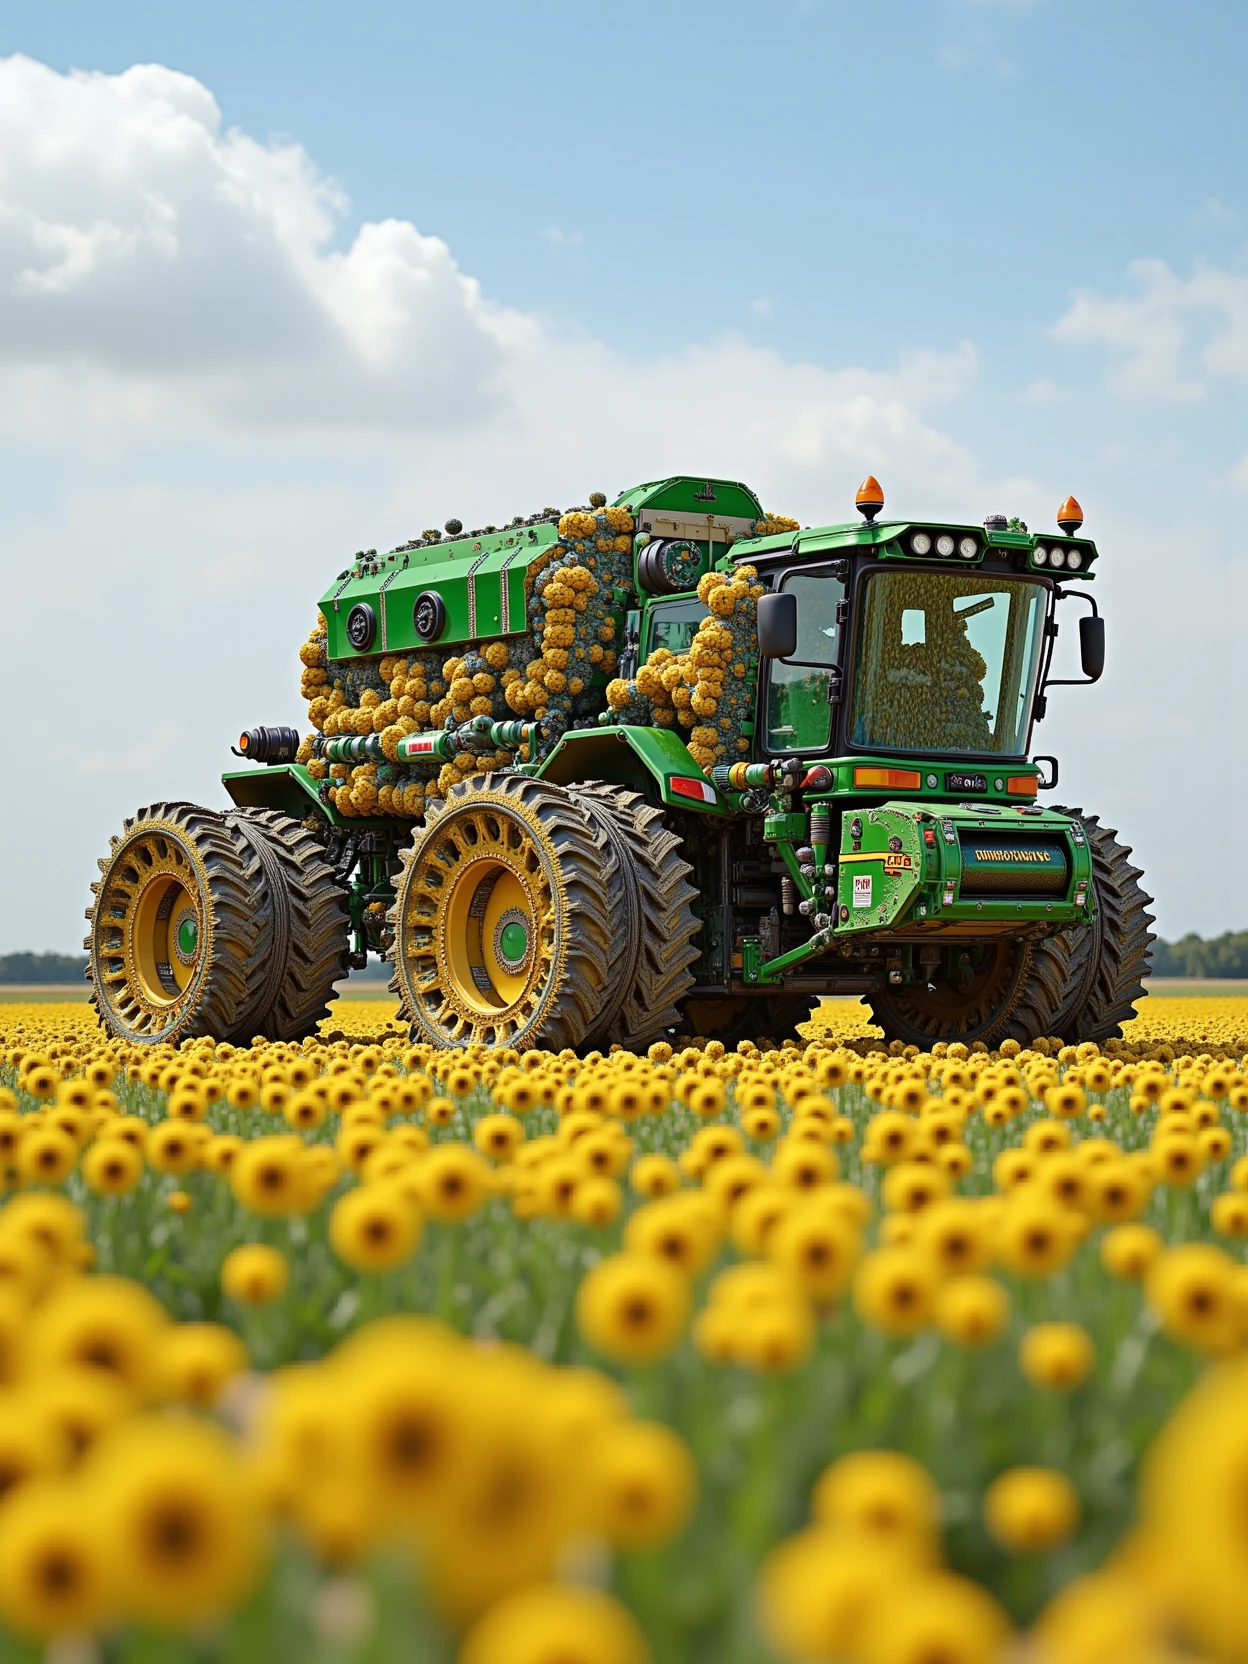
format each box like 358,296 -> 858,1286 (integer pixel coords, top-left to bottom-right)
1079,615 -> 1105,682
757,591 -> 798,660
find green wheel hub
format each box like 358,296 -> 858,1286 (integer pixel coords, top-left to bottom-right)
175,916 -> 199,961
497,915 -> 530,973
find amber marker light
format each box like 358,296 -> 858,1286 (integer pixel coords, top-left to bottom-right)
1057,494 -> 1084,535
856,475 -> 885,523
1006,775 -> 1039,797
853,766 -> 921,789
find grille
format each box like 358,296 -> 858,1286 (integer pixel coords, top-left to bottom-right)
957,834 -> 1069,897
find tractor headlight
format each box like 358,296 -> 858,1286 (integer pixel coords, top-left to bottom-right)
935,533 -> 955,557
1065,548 -> 1083,570
1033,545 -> 1048,566
958,536 -> 977,559
910,531 -> 931,555
1048,548 -> 1066,569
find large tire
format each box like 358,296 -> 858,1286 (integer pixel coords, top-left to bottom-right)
1028,809 -> 1154,1043
567,783 -> 699,1051
224,809 -> 351,1041
85,802 -> 269,1046
678,993 -> 817,1048
870,938 -> 1063,1050
388,774 -> 621,1050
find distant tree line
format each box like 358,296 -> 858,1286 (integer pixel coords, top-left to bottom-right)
1150,931 -> 1248,979
3,936 -> 1245,983
0,952 -> 88,983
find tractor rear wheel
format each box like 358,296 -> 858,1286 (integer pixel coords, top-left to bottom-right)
870,938 -> 1062,1050
678,994 -> 818,1048
1028,810 -> 1154,1043
388,774 -> 620,1050
567,783 -> 699,1051
224,809 -> 351,1040
86,802 -> 268,1046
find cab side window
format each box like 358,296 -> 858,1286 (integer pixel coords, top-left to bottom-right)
765,569 -> 844,753
644,598 -> 711,657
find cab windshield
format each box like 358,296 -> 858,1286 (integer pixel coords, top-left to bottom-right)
850,570 -> 1046,756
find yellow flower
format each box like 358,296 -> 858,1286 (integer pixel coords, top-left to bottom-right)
329,1185 -> 422,1271
993,1193 -> 1077,1278
231,1138 -> 306,1217
460,1584 -> 649,1664
474,1113 -> 524,1162
984,1466 -> 1080,1553
221,1244 -> 289,1306
0,1477 -> 112,1639
624,1196 -> 719,1277
630,1153 -> 680,1197
1100,1222 -> 1163,1280
32,1275 -> 168,1398
38,1364 -> 131,1461
577,1252 -> 691,1364
768,1202 -> 861,1303
1019,1323 -> 1095,1390
915,1199 -> 991,1277
933,1276 -> 1011,1348
415,1144 -> 489,1222
757,1528 -> 900,1661
17,1125 -> 77,1186
1211,1191 -> 1248,1239
156,1324 -> 249,1408
82,1137 -> 144,1196
852,1246 -> 937,1336
812,1450 -> 941,1557
1034,1571 -> 1169,1664
88,1416 -> 266,1628
146,1121 -> 199,1177
1139,1355 -> 1248,1661
1145,1243 -> 1236,1351
572,1176 -> 623,1227
587,1419 -> 696,1549
858,1571 -> 1011,1664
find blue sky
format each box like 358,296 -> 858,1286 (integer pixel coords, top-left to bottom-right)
1,0 -> 1246,949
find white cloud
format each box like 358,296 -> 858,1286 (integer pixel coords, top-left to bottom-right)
0,52 -> 1055,951
540,225 -> 584,249
1051,256 -> 1248,401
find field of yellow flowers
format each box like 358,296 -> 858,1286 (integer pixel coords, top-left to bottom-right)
2,995 -> 1248,1663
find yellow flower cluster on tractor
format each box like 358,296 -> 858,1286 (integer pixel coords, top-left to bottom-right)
2,994 -> 1248,1660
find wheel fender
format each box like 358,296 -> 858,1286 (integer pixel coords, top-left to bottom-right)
533,724 -> 731,815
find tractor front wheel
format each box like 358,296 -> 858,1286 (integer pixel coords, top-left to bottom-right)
869,938 -> 1061,1050
1029,811 -> 1155,1043
388,774 -> 620,1050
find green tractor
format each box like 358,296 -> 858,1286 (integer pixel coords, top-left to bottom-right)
85,474 -> 1152,1052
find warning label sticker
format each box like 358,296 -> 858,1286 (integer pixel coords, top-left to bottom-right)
853,875 -> 872,910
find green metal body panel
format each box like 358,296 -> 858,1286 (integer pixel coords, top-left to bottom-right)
535,724 -> 732,816
319,523 -> 558,660
221,765 -> 392,832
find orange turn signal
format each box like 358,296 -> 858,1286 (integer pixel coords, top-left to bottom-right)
1006,775 -> 1039,797
853,767 -> 921,789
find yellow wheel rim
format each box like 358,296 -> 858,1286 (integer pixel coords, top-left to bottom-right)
397,802 -> 557,1045
95,827 -> 206,1031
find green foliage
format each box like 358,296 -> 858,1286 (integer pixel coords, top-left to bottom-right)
0,951 -> 88,983
1152,931 -> 1248,978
